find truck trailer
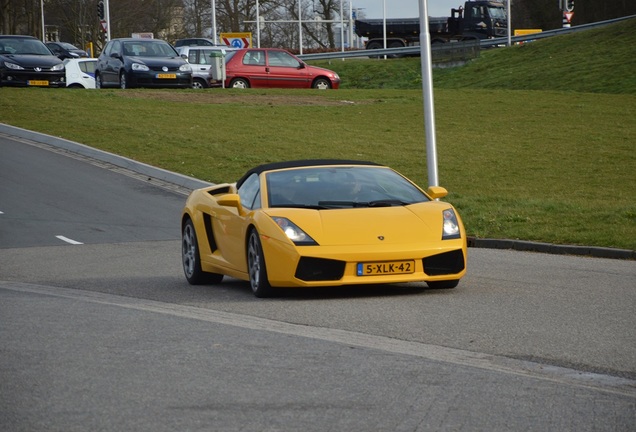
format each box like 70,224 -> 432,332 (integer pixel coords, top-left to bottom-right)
355,0 -> 508,51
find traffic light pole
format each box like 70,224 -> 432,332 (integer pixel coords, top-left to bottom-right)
105,0 -> 111,41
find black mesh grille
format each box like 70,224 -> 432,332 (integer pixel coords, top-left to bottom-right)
203,213 -> 218,252
423,250 -> 465,276
295,257 -> 346,281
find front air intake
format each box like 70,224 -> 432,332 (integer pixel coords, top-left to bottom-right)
295,257 -> 345,281
423,250 -> 465,276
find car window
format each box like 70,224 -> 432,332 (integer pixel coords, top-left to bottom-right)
79,60 -> 97,74
268,50 -> 301,68
104,40 -> 119,57
243,50 -> 265,66
237,173 -> 261,210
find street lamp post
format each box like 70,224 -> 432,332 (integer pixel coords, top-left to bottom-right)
418,0 -> 438,187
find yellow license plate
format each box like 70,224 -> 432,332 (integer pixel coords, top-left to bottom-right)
28,80 -> 49,86
156,73 -> 176,79
357,260 -> 415,276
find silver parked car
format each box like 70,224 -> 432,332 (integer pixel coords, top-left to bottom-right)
176,45 -> 236,89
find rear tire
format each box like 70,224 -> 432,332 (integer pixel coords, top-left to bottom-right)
182,219 -> 223,285
247,229 -> 274,298
230,78 -> 249,88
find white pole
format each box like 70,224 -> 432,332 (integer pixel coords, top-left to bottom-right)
418,0 -> 438,187
256,0 -> 260,48
211,0 -> 217,44
40,0 -> 45,42
382,0 -> 386,59
340,0 -> 345,52
349,1 -> 353,50
298,0 -> 303,55
507,0 -> 511,47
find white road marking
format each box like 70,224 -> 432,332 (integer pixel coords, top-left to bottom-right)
55,235 -> 83,245
2,281 -> 635,398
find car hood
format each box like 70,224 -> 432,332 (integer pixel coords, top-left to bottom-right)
306,64 -> 338,76
1,54 -> 63,68
266,201 -> 449,246
126,56 -> 186,67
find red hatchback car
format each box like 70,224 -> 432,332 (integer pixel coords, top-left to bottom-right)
224,48 -> 340,89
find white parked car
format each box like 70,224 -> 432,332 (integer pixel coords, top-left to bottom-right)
64,58 -> 97,88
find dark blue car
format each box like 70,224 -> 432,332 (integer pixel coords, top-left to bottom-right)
95,38 -> 192,89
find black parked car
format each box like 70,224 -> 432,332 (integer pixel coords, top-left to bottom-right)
0,35 -> 65,87
95,38 -> 192,89
45,41 -> 89,59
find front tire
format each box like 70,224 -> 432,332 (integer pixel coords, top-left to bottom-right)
182,219 -> 223,285
247,229 -> 273,298
312,78 -> 331,89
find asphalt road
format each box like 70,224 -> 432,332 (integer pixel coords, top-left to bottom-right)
1,130 -> 635,431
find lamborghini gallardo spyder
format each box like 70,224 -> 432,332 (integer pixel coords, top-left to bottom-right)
181,160 -> 467,297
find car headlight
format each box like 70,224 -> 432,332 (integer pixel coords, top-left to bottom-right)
271,217 -> 317,246
179,63 -> 192,72
51,63 -> 64,71
5,62 -> 24,70
442,209 -> 461,240
131,63 -> 149,71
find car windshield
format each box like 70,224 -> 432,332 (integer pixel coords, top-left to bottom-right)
266,166 -> 430,209
122,41 -> 177,57
0,37 -> 51,55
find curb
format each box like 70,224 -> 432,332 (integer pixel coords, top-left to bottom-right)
0,123 -> 211,191
468,237 -> 634,260
2,123 -> 634,260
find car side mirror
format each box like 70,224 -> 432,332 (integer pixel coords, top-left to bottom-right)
217,193 -> 244,213
110,52 -> 121,59
181,54 -> 188,60
427,186 -> 448,199
298,62 -> 306,69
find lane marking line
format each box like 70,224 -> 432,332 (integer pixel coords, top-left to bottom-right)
55,235 -> 83,245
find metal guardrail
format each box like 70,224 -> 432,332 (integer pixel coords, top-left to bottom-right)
298,15 -> 636,61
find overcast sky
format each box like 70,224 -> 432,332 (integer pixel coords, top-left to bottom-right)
350,1 -> 461,19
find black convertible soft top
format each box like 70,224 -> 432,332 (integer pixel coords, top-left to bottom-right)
235,159 -> 380,189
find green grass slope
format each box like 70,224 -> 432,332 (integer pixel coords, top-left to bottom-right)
315,18 -> 636,94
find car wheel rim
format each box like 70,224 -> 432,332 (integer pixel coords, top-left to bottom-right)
315,80 -> 329,90
182,224 -> 196,278
248,233 -> 260,292
192,81 -> 204,89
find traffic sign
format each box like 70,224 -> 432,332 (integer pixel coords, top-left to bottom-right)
220,32 -> 252,49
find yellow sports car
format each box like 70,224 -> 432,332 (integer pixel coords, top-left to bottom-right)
181,160 -> 467,297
